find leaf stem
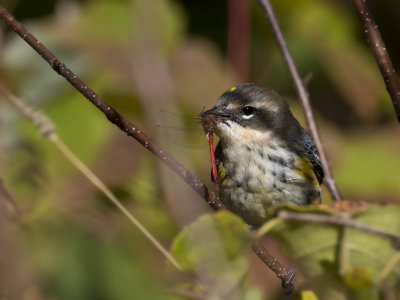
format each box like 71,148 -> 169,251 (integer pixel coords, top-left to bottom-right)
255,217 -> 284,239
380,252 -> 400,281
337,227 -> 349,276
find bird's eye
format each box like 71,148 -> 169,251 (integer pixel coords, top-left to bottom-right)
242,106 -> 255,118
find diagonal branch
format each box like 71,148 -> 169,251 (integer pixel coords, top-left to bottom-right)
0,5 -> 294,290
0,83 -> 183,271
351,0 -> 400,122
0,5 -> 221,211
256,0 -> 342,202
253,243 -> 296,293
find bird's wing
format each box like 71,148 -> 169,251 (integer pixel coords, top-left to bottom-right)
302,133 -> 324,185
211,141 -> 222,183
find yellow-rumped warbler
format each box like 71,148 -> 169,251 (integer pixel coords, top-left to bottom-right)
200,83 -> 323,227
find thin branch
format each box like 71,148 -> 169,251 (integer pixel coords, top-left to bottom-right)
277,210 -> 400,249
51,134 -> 184,271
337,227 -> 349,276
0,6 -> 293,289
0,6 -> 222,211
253,243 -> 296,293
256,0 -> 342,202
255,217 -> 284,239
351,0 -> 400,122
0,84 -> 182,271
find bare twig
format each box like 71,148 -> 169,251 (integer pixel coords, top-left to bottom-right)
256,0 -> 342,202
253,243 -> 296,293
0,6 -> 293,288
0,6 -> 222,211
0,83 -> 182,271
277,210 -> 400,249
351,0 -> 400,122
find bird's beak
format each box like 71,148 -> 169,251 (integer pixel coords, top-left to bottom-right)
198,106 -> 230,118
197,106 -> 231,135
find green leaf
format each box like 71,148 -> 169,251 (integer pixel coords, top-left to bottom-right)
265,203 -> 400,299
170,211 -> 252,295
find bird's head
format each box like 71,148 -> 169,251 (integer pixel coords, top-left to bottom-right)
199,83 -> 297,145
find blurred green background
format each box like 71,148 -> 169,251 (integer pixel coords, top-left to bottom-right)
0,0 -> 399,299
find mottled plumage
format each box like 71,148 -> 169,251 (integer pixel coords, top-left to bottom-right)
202,83 -> 323,227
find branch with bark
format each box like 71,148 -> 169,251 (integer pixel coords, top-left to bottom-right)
0,5 -> 222,210
256,0 -> 342,202
0,5 -> 295,290
351,0 -> 400,122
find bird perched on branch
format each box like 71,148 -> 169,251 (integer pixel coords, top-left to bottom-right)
200,83 -> 323,227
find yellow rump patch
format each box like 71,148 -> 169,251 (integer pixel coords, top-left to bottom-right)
295,156 -> 319,187
218,162 -> 227,181
229,86 -> 237,91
